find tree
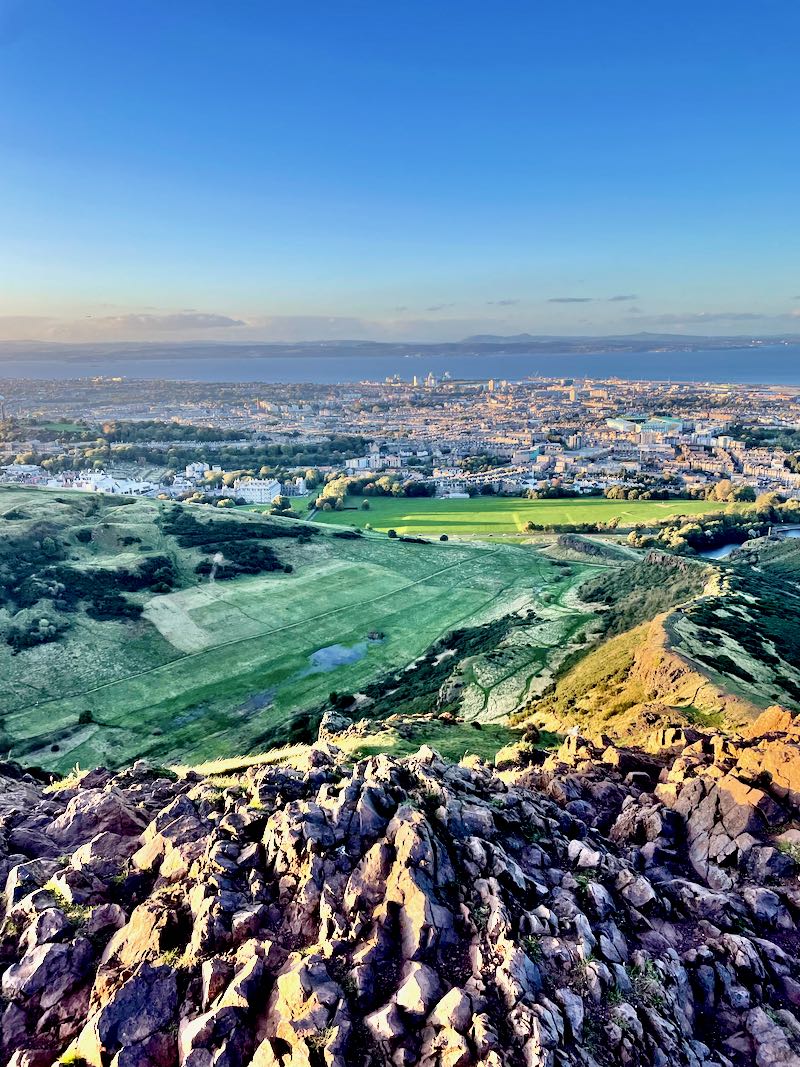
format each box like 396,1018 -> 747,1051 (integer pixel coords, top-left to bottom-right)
439,534 -> 448,541
711,478 -> 734,502
755,491 -> 781,514
387,529 -> 398,538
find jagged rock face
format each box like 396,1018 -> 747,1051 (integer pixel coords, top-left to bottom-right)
2,741 -> 800,1066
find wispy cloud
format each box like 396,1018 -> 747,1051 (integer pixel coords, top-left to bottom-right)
0,315 -> 57,339
91,312 -> 245,331
425,303 -> 456,312
608,293 -> 638,302
487,298 -> 520,306
0,311 -> 246,343
547,296 -> 593,303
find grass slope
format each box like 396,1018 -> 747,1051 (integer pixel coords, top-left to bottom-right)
186,719 -> 519,778
582,553 -> 710,637
517,540 -> 800,740
0,487 -> 592,772
670,538 -> 800,710
312,495 -> 726,537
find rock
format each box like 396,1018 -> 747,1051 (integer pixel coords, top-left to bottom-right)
746,1006 -> 800,1067
178,1004 -> 244,1064
2,939 -> 93,1009
46,789 -> 147,849
744,706 -> 798,739
20,907 -> 71,951
555,987 -> 584,1040
72,963 -> 177,1065
72,831 -> 140,878
5,859 -> 59,909
101,897 -> 183,969
366,1001 -> 405,1044
618,873 -> 656,909
743,887 -> 794,930
394,962 -> 443,1018
746,845 -> 797,882
110,1031 -> 176,1066
86,903 -> 127,937
428,987 -> 473,1033
318,708 -> 353,739
1,738 -> 800,1067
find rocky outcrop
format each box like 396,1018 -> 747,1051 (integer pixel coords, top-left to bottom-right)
2,739 -> 800,1065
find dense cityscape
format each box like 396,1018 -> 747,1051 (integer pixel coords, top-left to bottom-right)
2,372 -> 799,504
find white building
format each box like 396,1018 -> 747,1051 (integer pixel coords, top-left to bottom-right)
232,477 -> 282,504
345,456 -> 371,471
67,471 -> 158,496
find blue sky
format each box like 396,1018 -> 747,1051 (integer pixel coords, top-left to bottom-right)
1,0 -> 798,342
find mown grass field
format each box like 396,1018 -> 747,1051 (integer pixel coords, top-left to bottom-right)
310,495 -> 725,537
0,487 -> 592,772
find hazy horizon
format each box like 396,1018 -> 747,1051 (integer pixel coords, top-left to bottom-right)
0,330 -> 799,350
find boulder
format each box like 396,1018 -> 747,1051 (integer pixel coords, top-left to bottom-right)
394,962 -> 442,1018
2,939 -> 93,1009
72,963 -> 177,1065
46,789 -> 147,849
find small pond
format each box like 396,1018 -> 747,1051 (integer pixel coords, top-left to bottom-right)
700,526 -> 800,560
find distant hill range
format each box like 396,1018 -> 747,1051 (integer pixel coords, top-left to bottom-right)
0,332 -> 799,362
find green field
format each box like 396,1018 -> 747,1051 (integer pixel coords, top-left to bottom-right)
0,487 -> 595,772
36,421 -> 87,433
311,494 -> 727,536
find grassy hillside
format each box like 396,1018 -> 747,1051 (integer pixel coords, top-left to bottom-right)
0,487 -> 595,772
514,538 -> 800,740
513,623 -> 650,730
513,615 -> 746,740
310,494 -> 725,537
581,551 -> 710,636
670,537 -> 800,710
